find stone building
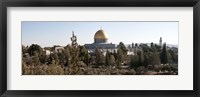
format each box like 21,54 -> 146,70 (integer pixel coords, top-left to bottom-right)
84,28 -> 117,54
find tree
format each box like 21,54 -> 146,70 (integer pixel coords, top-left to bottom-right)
141,44 -> 150,53
144,52 -> 150,67
39,52 -> 48,64
27,44 -> 43,56
109,55 -> 116,66
67,31 -> 80,74
160,43 -> 170,64
168,49 -> 178,63
130,55 -> 140,69
84,53 -> 91,65
105,51 -> 116,66
132,42 -> 134,48
79,46 -> 86,60
69,32 -> 79,65
150,42 -> 154,48
150,52 -> 161,65
57,50 -> 67,65
155,44 -> 162,52
117,42 -> 128,55
117,48 -> 124,66
135,43 -> 138,47
22,45 -> 28,55
62,48 -> 70,66
105,51 -> 111,65
113,50 -> 118,60
138,50 -> 145,66
95,49 -> 105,65
31,53 -> 40,66
150,42 -> 157,52
51,52 -> 59,64
79,46 -> 90,65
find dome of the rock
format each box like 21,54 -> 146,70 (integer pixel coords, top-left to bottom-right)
94,29 -> 108,43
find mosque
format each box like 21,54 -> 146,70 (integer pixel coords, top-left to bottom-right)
84,28 -> 117,54
46,28 -> 163,56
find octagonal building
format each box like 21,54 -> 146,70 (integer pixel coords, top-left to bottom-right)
84,28 -> 117,53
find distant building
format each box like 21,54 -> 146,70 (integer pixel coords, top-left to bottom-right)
43,45 -> 65,56
127,49 -> 134,55
42,48 -> 52,56
54,46 -> 64,53
159,37 -> 162,47
45,50 -> 51,56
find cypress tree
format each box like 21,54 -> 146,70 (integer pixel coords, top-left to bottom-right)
160,43 -> 170,64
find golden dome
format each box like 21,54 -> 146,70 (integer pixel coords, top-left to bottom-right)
94,29 -> 108,39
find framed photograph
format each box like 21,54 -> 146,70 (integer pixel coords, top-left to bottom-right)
0,0 -> 200,97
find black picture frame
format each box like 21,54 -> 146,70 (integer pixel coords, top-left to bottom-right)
0,0 -> 200,97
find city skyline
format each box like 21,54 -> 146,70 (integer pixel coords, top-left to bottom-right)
22,21 -> 178,47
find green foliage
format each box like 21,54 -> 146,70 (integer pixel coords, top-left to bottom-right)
160,43 -> 170,64
116,42 -> 128,66
95,49 -> 105,65
113,50 -> 117,60
22,63 -> 64,75
22,45 -> 28,55
22,33 -> 178,75
130,55 -> 139,68
31,54 -> 40,66
117,48 -> 124,65
27,44 -> 43,56
105,51 -> 110,65
79,46 -> 90,65
79,46 -> 87,60
109,55 -> 116,66
51,53 -> 59,64
168,49 -> 178,64
150,52 -> 161,65
46,64 -> 65,75
117,42 -> 128,55
63,48 -> 71,66
105,51 -> 116,66
136,66 -> 147,74
57,51 -> 66,65
138,50 -> 145,66
39,52 -> 48,64
67,32 -> 80,74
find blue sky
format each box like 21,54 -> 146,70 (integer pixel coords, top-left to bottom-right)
22,21 -> 178,47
